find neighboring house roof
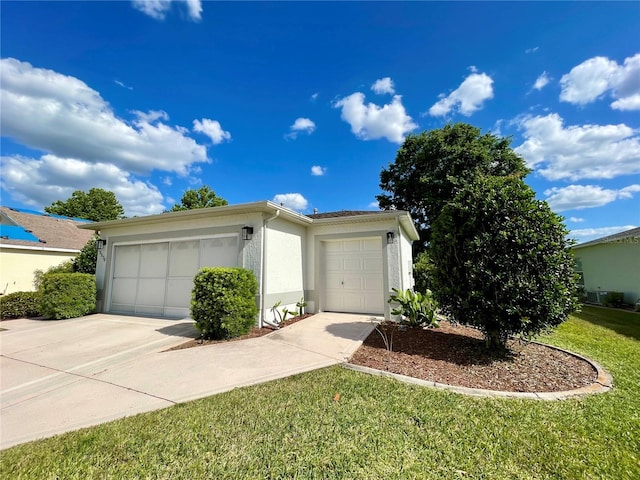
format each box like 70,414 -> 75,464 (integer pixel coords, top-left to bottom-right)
0,207 -> 95,251
573,227 -> 640,250
79,201 -> 420,241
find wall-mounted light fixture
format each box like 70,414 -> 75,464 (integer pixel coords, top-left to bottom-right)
96,239 -> 107,250
242,226 -> 254,241
386,231 -> 395,244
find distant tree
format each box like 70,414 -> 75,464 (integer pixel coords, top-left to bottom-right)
430,175 -> 579,351
45,188 -> 125,222
170,185 -> 228,211
377,123 -> 529,253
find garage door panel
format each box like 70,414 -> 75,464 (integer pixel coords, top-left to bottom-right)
364,276 -> 383,291
113,245 -> 139,277
169,240 -> 199,277
201,237 -> 238,267
166,278 -> 193,308
139,243 -> 168,277
136,278 -> 166,305
111,278 -> 137,305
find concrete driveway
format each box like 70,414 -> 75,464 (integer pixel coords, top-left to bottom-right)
0,312 -> 376,450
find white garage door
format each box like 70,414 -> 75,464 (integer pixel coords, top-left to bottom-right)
110,236 -> 239,318
323,238 -> 384,315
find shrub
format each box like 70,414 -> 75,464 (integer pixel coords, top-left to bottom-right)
0,291 -> 41,319
413,251 -> 435,294
389,288 -> 438,327
603,292 -> 624,308
39,273 -> 96,319
73,237 -> 98,274
33,260 -> 75,291
191,268 -> 258,339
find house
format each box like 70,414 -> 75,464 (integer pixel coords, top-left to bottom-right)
573,227 -> 640,305
0,207 -> 95,295
79,201 -> 419,324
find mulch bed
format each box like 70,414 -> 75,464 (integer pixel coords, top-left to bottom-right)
166,314 -> 313,351
349,321 -> 597,393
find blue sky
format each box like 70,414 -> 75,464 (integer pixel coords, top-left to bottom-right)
1,1 -> 638,243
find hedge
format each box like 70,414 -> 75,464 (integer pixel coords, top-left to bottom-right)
191,267 -> 258,339
0,291 -> 41,320
39,273 -> 96,320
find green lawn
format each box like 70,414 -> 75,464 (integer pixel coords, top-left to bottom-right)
2,306 -> 639,479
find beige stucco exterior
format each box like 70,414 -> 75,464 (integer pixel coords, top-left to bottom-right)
573,240 -> 640,305
0,246 -> 78,295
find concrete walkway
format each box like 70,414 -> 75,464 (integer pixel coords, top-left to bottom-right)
0,312 -> 377,450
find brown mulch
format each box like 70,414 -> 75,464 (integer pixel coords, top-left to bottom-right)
349,321 -> 597,393
166,314 -> 313,351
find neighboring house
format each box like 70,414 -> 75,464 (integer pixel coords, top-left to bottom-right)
573,227 -> 640,305
0,207 -> 95,295
79,201 -> 419,324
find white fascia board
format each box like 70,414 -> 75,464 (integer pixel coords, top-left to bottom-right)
78,200 -> 313,231
0,244 -> 81,253
311,211 -> 420,241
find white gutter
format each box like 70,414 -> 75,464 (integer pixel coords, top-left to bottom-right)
259,208 -> 280,328
0,244 -> 81,254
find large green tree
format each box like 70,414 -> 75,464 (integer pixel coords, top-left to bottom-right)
430,175 -> 579,350
45,188 -> 125,222
377,123 -> 529,252
170,185 -> 228,211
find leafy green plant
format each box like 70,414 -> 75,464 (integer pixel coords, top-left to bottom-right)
32,260 -> 75,291
271,300 -> 295,324
296,297 -> 307,316
388,288 -> 438,327
191,268 -> 258,339
73,237 -> 98,274
603,291 -> 624,308
0,291 -> 41,319
39,273 -> 96,319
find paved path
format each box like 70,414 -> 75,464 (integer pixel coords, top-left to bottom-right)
0,312 -> 376,450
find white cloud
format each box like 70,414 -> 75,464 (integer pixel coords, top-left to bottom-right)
0,154 -> 165,217
311,165 -> 326,176
114,80 -> 133,90
286,117 -> 316,139
334,92 -> 416,144
310,93 -> 319,102
514,113 -> 640,181
272,193 -> 308,211
571,225 -> 638,243
371,77 -> 395,95
163,176 -> 173,186
525,47 -> 539,54
0,58 -> 210,177
428,69 -> 494,117
569,217 -> 585,223
544,184 -> 640,212
533,72 -> 550,91
131,0 -> 202,21
559,53 -> 640,110
368,201 -> 379,209
193,118 -> 231,144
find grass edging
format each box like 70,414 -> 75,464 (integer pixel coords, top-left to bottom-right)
344,340 -> 612,401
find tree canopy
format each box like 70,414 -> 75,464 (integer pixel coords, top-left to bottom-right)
44,188 -> 125,222
377,123 -> 529,252
170,186 -> 228,211
430,176 -> 578,350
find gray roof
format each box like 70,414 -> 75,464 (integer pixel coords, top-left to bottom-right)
0,207 -> 95,251
573,227 -> 640,249
308,210 -> 385,219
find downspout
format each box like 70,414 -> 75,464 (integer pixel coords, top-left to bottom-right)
259,209 -> 280,328
396,217 -> 404,290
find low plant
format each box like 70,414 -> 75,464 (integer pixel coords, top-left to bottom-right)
603,291 -> 624,308
39,273 -> 96,319
372,319 -> 397,352
271,300 -> 295,324
0,291 -> 41,319
296,297 -> 307,316
191,268 -> 258,339
388,288 -> 438,327
32,260 -> 75,291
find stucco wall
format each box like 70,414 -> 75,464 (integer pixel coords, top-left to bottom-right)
0,248 -> 77,295
574,241 -> 640,304
263,217 -> 305,301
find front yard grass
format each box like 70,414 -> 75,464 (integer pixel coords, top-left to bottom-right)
1,306 -> 639,479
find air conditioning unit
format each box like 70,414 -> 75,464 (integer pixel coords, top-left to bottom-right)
586,291 -> 608,304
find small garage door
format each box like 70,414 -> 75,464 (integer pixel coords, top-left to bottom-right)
110,236 -> 239,318
323,238 -> 384,315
